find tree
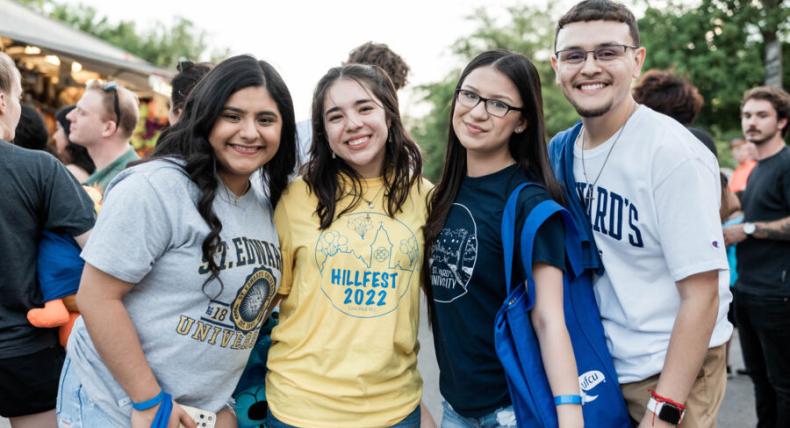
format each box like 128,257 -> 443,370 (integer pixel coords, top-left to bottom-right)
638,0 -> 790,137
409,4 -> 578,181
18,0 -> 210,68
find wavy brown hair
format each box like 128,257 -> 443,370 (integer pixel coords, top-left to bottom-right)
346,42 -> 410,91
304,64 -> 422,229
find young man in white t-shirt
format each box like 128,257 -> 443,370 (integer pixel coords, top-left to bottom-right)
548,1 -> 732,427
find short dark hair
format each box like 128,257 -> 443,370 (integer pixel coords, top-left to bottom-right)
633,69 -> 703,125
741,86 -> 790,137
345,42 -> 410,90
555,0 -> 639,50
14,105 -> 49,151
171,60 -> 213,113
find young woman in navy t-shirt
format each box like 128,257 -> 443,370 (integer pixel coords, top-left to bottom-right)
423,50 -> 583,428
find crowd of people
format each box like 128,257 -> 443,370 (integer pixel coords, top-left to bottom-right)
0,0 -> 788,427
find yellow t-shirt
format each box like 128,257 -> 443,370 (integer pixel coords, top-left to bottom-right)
266,176 -> 431,428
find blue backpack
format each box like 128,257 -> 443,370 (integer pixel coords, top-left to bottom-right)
494,182 -> 631,427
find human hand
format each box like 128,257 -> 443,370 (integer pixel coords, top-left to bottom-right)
130,400 -> 197,428
723,225 -> 746,246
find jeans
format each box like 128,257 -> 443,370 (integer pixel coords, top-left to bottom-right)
266,405 -> 420,428
735,290 -> 790,428
441,401 -> 516,428
56,356 -> 119,428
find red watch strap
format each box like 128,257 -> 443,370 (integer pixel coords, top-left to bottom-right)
649,389 -> 686,410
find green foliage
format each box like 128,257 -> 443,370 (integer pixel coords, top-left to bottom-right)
639,0 -> 790,136
409,4 -> 578,181
18,0 -> 208,68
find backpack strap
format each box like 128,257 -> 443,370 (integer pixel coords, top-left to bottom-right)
502,182 -> 544,304
502,183 -> 586,308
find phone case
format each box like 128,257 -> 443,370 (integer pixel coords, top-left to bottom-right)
179,404 -> 217,428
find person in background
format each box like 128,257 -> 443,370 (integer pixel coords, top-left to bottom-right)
0,52 -> 95,428
723,85 -> 790,428
729,137 -> 758,194
13,104 -> 49,151
296,42 -> 410,169
632,69 -> 715,149
67,79 -> 140,193
52,105 -> 95,182
632,68 -> 739,220
549,1 -> 731,426
168,60 -> 213,125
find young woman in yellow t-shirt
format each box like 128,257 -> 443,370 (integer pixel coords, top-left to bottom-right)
265,64 -> 431,428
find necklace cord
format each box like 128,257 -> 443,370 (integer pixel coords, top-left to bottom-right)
580,104 -> 638,209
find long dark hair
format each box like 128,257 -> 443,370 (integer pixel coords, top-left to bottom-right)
304,64 -> 422,229
152,54 -> 296,295
422,50 -> 564,312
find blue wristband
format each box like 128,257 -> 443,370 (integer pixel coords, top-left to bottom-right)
131,390 -> 167,411
554,394 -> 583,406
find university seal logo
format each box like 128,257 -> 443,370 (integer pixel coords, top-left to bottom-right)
231,266 -> 277,332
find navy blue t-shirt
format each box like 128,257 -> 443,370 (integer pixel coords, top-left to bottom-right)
429,164 -> 565,417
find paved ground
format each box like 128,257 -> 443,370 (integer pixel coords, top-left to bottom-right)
2,300 -> 757,427
415,296 -> 756,427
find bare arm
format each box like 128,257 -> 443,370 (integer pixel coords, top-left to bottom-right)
637,270 -> 719,428
719,190 -> 741,222
723,215 -> 790,245
73,229 -> 91,248
531,263 -> 584,428
77,264 -> 195,428
753,215 -> 790,241
420,402 -> 437,428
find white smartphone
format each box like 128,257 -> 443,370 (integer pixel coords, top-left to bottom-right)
179,404 -> 217,428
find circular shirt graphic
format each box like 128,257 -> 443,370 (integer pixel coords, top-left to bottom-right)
231,266 -> 276,331
430,203 -> 478,303
314,212 -> 420,318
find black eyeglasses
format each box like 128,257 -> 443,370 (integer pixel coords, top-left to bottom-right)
555,44 -> 639,65
100,81 -> 122,127
455,89 -> 523,118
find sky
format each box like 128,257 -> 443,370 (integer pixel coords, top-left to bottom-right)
63,0 -> 649,121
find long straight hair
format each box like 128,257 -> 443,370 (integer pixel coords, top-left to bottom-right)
304,64 -> 422,229
152,54 -> 296,296
422,50 -> 564,314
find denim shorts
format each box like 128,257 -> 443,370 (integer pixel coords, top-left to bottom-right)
56,356 -> 119,427
441,401 -> 517,428
266,405 -> 420,428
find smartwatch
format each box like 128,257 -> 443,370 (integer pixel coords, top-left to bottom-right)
743,222 -> 756,236
647,397 -> 685,425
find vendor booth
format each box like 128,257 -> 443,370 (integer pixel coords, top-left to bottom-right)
0,0 -> 174,155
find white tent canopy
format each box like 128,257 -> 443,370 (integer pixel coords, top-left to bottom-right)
0,0 -> 173,94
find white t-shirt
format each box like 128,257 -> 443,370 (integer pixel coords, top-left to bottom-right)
572,105 -> 732,383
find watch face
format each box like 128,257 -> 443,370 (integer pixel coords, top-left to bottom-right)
744,223 -> 756,234
658,404 -> 683,424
